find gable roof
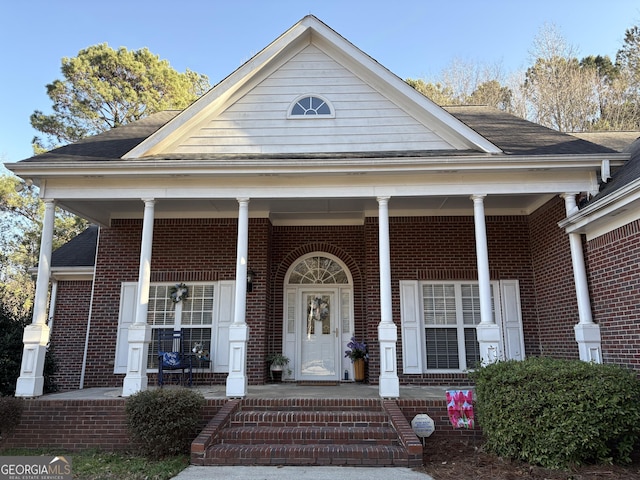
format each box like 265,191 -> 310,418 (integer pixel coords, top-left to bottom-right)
122,15 -> 502,158
15,106 -> 615,165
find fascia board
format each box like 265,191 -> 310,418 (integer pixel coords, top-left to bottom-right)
560,177 -> 640,234
6,153 -> 626,178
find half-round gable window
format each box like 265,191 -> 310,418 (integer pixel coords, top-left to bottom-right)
288,95 -> 334,118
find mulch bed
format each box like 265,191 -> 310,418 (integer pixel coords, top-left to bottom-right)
416,438 -> 640,480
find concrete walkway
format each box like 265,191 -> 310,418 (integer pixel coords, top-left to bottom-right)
171,465 -> 434,479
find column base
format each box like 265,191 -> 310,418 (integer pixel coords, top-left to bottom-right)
121,324 -> 151,397
226,324 -> 249,398
378,322 -> 399,398
476,323 -> 501,366
574,323 -> 602,363
15,324 -> 50,398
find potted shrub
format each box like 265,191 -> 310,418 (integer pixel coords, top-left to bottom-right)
267,353 -> 290,382
344,337 -> 368,381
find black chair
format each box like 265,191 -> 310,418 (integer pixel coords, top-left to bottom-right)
157,329 -> 192,387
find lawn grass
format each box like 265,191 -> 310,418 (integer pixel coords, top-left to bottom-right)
1,448 -> 190,480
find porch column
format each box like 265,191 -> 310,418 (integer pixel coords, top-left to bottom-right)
226,197 -> 250,397
377,196 -> 399,398
471,194 -> 500,365
15,199 -> 55,397
561,193 -> 601,363
122,198 -> 155,397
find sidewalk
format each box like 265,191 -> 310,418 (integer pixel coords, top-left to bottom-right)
171,465 -> 434,479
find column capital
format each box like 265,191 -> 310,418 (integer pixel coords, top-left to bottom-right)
141,198 -> 155,205
236,197 -> 250,205
376,196 -> 390,204
470,194 -> 487,203
560,193 -> 579,216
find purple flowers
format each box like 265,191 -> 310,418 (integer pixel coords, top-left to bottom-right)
345,337 -> 369,362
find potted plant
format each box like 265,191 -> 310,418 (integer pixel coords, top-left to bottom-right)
344,337 -> 368,381
267,353 -> 290,382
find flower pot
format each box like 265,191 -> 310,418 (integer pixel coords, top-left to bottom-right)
354,358 -> 365,382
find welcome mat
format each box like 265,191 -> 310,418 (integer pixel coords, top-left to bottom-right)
296,381 -> 340,386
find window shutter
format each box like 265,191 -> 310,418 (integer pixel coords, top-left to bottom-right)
400,280 -> 423,374
214,281 -> 235,373
499,280 -> 525,361
114,282 -> 137,374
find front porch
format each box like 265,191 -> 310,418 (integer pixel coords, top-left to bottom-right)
39,383 -> 461,401
5,384 -> 480,467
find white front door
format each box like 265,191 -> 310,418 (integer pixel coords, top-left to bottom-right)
298,290 -> 340,380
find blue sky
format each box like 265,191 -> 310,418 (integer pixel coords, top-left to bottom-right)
1,0 -> 638,167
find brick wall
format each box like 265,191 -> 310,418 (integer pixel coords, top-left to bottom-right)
4,398 -> 226,452
3,398 -> 474,452
586,218 -> 640,371
528,197 -> 580,359
49,281 -> 92,390
49,208 -> 585,390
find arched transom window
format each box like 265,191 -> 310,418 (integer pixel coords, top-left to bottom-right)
288,95 -> 334,117
288,255 -> 349,284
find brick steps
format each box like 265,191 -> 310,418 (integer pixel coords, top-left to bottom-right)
191,398 -> 423,467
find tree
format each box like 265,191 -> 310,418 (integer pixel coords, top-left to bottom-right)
30,43 -> 210,150
0,174 -> 88,318
523,24 -> 599,132
467,80 -> 513,111
406,78 -> 459,105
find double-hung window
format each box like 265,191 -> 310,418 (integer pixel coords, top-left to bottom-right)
146,283 -> 214,369
422,282 -> 495,371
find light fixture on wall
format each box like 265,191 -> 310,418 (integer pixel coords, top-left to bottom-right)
247,267 -> 256,293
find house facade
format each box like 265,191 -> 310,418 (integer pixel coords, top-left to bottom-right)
6,16 -> 639,399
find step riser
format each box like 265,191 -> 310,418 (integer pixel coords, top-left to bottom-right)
193,399 -> 423,468
232,412 -> 388,427
221,426 -> 400,445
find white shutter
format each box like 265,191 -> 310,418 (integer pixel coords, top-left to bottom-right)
499,280 -> 525,361
214,281 -> 235,373
400,280 -> 423,374
114,282 -> 137,374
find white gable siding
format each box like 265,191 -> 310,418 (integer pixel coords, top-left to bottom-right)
172,45 -> 456,154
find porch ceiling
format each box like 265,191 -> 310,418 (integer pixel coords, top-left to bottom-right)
58,194 -> 552,226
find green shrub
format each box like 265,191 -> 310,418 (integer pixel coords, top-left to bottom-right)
125,388 -> 205,458
0,395 -> 24,441
470,357 -> 640,469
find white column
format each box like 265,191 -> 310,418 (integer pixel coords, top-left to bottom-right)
471,194 -> 500,365
226,198 -> 250,397
15,199 -> 56,397
122,199 -> 155,396
377,196 -> 399,398
561,193 -> 601,363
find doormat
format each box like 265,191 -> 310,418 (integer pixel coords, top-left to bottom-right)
296,381 -> 340,386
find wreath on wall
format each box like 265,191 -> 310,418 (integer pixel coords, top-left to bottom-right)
169,283 -> 189,303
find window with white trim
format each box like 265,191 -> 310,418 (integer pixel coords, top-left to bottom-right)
400,279 -> 524,375
288,95 -> 334,117
422,282 -> 493,371
114,281 -> 235,374
146,283 -> 214,369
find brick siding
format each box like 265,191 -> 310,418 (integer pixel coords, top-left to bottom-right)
586,218 -> 640,370
3,398 -> 475,452
48,201 -> 597,390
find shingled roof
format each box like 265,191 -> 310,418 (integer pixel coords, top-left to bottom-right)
16,106 -> 615,164
51,225 -> 98,268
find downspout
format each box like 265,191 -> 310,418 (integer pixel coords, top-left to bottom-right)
47,280 -> 58,333
79,226 -> 101,390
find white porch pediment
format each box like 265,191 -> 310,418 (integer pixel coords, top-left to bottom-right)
123,15 -> 501,159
